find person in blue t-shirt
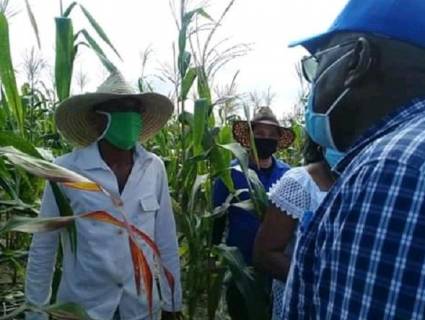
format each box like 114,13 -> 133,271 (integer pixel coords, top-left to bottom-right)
212,106 -> 294,320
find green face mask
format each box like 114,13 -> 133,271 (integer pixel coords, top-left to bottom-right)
103,112 -> 143,150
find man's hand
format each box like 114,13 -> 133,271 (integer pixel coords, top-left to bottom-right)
161,311 -> 183,320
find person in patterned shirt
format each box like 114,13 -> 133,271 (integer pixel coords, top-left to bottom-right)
285,0 -> 425,319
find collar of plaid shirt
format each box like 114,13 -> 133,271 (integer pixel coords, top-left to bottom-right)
335,97 -> 425,174
284,97 -> 425,319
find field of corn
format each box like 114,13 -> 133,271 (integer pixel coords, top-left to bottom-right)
0,1 -> 306,319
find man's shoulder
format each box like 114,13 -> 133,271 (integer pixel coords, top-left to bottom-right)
53,149 -> 80,167
339,116 -> 425,192
367,115 -> 425,168
139,148 -> 163,165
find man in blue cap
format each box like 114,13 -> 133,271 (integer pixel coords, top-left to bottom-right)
285,0 -> 425,319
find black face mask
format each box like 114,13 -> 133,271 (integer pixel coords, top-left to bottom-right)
254,138 -> 278,159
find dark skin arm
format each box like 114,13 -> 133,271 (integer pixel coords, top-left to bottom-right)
253,204 -> 297,281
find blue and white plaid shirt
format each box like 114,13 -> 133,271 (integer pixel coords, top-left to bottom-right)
283,98 -> 425,319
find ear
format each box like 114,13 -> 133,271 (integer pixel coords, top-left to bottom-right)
344,37 -> 374,87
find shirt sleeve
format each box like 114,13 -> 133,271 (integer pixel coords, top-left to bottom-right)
155,161 -> 182,312
268,168 -> 312,220
25,183 -> 60,320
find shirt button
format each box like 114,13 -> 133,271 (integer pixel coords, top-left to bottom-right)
117,229 -> 123,235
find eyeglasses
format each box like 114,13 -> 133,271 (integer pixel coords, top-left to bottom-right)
301,41 -> 356,83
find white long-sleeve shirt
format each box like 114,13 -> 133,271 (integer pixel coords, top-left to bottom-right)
25,143 -> 182,320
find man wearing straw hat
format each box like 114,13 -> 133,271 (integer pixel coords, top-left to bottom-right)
285,0 -> 425,318
212,106 -> 294,320
25,73 -> 182,320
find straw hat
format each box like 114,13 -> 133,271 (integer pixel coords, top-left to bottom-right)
55,73 -> 174,147
232,106 -> 295,149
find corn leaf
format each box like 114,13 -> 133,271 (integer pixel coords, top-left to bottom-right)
178,51 -> 191,79
195,8 -> 213,21
83,210 -> 125,228
0,88 -> 12,128
129,237 -> 153,317
183,8 -> 212,27
130,225 -> 160,256
50,182 -> 77,252
24,0 -> 41,49
193,99 -> 209,156
211,126 -> 234,192
85,212 -> 176,307
63,181 -> 102,192
189,173 -> 208,213
0,158 -> 16,198
209,189 -> 246,218
63,1 -> 77,17
207,266 -> 225,320
163,267 -> 176,312
129,237 -> 142,295
218,143 -> 267,216
130,225 -> 176,308
0,215 -> 74,234
218,143 -> 249,174
246,169 -> 268,217
55,17 -> 74,101
79,4 -> 122,60
180,67 -> 197,101
197,67 -> 211,105
178,111 -> 194,127
179,7 -> 205,66
0,208 -> 161,283
139,243 -> 153,318
79,29 -> 118,73
0,131 -> 42,158
0,146 -> 100,189
0,12 -> 24,134
232,199 -> 254,211
0,211 -> 120,235
214,244 -> 269,320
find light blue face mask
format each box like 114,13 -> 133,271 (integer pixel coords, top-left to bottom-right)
325,148 -> 346,169
305,49 -> 354,151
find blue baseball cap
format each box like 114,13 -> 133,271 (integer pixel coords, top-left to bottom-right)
290,0 -> 425,54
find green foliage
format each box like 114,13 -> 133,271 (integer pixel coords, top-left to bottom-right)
55,17 -> 74,102
55,4 -> 120,101
79,4 -> 122,60
0,12 -> 24,134
24,0 -> 41,49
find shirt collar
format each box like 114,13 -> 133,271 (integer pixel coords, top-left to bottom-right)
248,156 -> 282,172
75,142 -> 152,171
335,97 -> 425,174
272,157 -> 287,169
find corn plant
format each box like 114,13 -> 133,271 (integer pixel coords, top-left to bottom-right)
155,1 -> 270,319
55,1 -> 121,102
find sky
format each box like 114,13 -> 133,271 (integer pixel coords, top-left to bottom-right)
10,0 -> 348,117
